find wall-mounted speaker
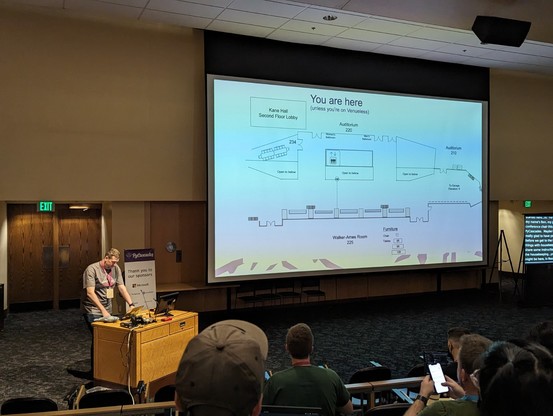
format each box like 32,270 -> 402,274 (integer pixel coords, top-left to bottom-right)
472,16 -> 531,47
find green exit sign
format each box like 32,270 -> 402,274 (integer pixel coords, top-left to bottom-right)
37,201 -> 55,212
524,200 -> 532,208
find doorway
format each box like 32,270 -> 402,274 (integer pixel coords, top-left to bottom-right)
7,204 -> 102,309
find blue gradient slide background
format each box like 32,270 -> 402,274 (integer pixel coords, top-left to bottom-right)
208,76 -> 486,281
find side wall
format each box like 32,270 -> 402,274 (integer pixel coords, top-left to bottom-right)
489,70 -> 553,200
0,9 -> 205,202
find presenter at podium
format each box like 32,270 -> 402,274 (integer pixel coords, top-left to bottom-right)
79,248 -> 135,373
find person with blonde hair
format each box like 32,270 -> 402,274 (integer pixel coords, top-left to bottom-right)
81,248 -> 134,320
78,248 -> 135,375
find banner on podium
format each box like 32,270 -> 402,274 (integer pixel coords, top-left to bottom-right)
124,248 -> 157,311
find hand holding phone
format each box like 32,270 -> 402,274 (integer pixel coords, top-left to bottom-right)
428,363 -> 449,394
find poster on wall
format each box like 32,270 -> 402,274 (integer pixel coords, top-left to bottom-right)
124,248 -> 157,311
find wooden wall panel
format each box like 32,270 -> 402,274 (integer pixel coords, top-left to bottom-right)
176,287 -> 227,312
441,269 -> 481,291
335,276 -> 367,300
7,204 -> 102,306
179,202 -> 206,282
7,205 -> 54,303
150,202 -> 206,286
150,203 -> 182,285
57,206 -> 101,300
367,272 -> 436,297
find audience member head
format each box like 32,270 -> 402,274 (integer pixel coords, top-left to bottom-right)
286,323 -> 314,359
478,341 -> 553,416
456,334 -> 492,391
175,320 -> 268,416
447,326 -> 472,361
527,320 -> 553,354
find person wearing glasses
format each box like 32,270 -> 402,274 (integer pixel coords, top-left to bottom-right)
77,248 -> 135,376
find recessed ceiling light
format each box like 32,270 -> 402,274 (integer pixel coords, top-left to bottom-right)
323,15 -> 337,21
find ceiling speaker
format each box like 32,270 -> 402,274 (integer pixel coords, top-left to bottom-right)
472,16 -> 531,47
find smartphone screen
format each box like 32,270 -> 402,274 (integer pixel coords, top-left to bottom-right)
428,363 -> 449,394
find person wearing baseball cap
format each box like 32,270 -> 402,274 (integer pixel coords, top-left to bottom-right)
175,319 -> 269,416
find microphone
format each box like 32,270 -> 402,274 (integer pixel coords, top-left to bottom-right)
152,298 -> 160,321
140,290 -> 152,320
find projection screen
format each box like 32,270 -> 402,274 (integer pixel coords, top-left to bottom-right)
207,75 -> 488,284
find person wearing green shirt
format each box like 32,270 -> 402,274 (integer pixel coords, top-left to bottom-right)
263,323 -> 353,416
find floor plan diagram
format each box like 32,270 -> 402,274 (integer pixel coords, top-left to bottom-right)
210,78 -> 486,278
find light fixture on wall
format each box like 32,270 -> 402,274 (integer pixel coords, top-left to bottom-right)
165,242 -> 177,253
69,204 -> 90,211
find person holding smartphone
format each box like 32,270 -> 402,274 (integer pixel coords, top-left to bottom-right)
403,334 -> 492,416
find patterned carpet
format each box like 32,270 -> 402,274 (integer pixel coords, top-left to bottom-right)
1,285 -> 552,410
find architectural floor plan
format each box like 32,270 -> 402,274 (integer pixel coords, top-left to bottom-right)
211,77 -> 486,278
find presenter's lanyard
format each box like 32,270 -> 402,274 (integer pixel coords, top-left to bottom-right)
101,263 -> 115,288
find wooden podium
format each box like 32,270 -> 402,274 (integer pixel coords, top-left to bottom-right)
93,310 -> 198,386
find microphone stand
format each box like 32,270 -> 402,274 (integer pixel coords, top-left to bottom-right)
152,298 -> 159,322
140,290 -> 154,323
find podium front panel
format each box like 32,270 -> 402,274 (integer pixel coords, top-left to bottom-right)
93,310 -> 198,386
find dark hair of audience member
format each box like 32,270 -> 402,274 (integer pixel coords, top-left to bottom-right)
527,320 -> 553,354
448,327 -> 472,340
447,327 -> 472,360
286,323 -> 313,359
478,341 -> 553,416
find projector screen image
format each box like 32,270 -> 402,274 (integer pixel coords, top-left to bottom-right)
524,215 -> 553,264
207,75 -> 488,283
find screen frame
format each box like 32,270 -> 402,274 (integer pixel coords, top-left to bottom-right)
207,74 -> 488,284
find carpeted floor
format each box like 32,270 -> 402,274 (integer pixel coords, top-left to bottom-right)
1,285 -> 552,410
